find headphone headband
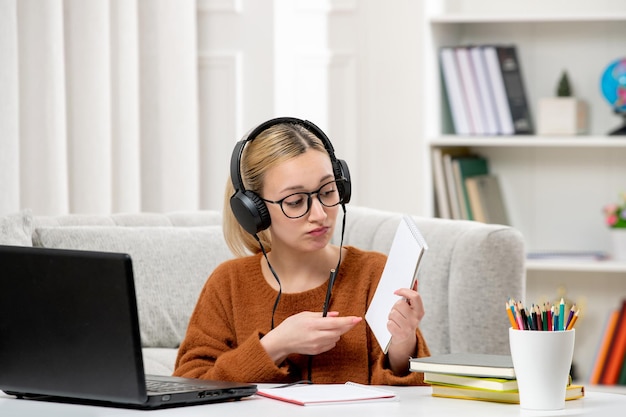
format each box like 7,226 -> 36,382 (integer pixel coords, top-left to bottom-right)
229,117 -> 351,235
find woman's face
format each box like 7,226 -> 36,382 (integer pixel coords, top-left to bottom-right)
261,149 -> 340,253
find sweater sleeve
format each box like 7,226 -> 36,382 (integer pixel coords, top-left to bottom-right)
173,262 -> 289,383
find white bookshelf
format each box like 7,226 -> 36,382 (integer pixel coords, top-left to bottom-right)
422,0 -> 626,384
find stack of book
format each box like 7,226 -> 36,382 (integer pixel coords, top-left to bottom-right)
589,298 -> 626,385
431,148 -> 509,224
409,353 -> 584,404
440,44 -> 533,136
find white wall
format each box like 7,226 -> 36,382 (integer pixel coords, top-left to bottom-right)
201,0 -> 426,214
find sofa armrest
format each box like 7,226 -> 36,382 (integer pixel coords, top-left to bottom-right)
417,217 -> 525,355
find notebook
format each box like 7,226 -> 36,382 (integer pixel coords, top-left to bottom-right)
365,215 -> 428,353
409,353 -> 516,379
0,245 -> 257,409
257,382 -> 396,406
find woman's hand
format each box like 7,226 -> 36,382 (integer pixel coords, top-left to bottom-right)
260,311 -> 362,364
386,280 -> 425,375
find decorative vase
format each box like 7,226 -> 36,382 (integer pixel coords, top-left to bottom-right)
537,97 -> 588,135
610,229 -> 626,261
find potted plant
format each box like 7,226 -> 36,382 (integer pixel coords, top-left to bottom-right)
537,70 -> 588,135
603,193 -> 626,260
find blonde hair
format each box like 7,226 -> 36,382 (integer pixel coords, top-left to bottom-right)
223,122 -> 328,257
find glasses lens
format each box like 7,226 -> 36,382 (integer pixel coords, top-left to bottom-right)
281,193 -> 309,218
318,180 -> 342,207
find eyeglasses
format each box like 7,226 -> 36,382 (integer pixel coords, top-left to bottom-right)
262,178 -> 346,219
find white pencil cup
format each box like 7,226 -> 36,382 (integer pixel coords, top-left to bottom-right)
509,328 -> 575,410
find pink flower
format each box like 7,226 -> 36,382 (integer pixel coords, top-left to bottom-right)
606,214 -> 618,226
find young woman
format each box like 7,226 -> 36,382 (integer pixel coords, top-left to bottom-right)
174,117 -> 430,385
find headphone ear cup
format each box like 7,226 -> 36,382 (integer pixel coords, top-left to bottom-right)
230,190 -> 271,235
335,159 -> 351,204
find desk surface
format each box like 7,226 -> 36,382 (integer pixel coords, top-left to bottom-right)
1,386 -> 625,417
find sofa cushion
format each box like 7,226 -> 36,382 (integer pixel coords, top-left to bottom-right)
0,209 -> 33,246
32,225 -> 233,348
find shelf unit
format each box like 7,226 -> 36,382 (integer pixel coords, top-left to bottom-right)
421,0 -> 626,383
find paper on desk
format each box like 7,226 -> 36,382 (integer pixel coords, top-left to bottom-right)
256,382 -> 396,406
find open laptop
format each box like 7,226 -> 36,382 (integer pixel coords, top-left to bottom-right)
0,245 -> 257,409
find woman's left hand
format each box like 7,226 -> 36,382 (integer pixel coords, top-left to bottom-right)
385,281 -> 425,374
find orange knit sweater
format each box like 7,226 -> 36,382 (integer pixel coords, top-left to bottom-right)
174,246 -> 430,385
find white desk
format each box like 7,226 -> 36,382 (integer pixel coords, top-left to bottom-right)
1,386 -> 625,417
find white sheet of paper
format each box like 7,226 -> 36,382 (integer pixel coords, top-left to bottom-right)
365,215 -> 427,353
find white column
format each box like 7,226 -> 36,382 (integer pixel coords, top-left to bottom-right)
17,0 -> 69,215
138,0 -> 199,212
0,0 -> 20,214
110,0 -> 141,213
63,0 -> 112,214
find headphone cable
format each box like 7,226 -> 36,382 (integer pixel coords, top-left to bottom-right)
321,204 -> 346,317
255,235 -> 282,330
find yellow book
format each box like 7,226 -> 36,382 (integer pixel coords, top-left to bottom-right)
431,384 -> 585,404
424,372 -> 518,391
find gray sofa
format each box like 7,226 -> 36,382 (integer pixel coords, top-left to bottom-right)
0,206 -> 525,376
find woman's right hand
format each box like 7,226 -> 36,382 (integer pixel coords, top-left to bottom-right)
260,311 -> 362,364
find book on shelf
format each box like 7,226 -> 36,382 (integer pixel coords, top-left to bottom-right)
589,308 -> 620,384
439,47 -> 472,135
409,353 -> 516,379
424,372 -> 518,391
469,46 -> 500,135
430,383 -> 585,404
365,215 -> 427,353
465,174 -> 510,225
431,148 -> 449,219
600,299 -> 626,385
455,47 -> 485,135
256,382 -> 396,406
442,152 -> 463,220
482,45 -> 514,135
484,45 -> 533,135
431,146 -> 470,219
451,155 -> 489,220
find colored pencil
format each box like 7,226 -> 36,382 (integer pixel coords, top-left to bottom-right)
554,308 -> 560,332
506,300 -> 518,329
566,309 -> 579,331
518,301 -> 529,330
566,304 -> 576,329
534,304 -> 543,331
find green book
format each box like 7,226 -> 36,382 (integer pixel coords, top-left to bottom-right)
451,155 -> 489,220
465,174 -> 510,225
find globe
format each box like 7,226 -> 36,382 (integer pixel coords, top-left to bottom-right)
600,57 -> 626,135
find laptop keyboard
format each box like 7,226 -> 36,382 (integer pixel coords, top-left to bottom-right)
146,379 -> 205,393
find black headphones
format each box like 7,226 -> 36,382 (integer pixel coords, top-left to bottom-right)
229,117 -> 351,235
